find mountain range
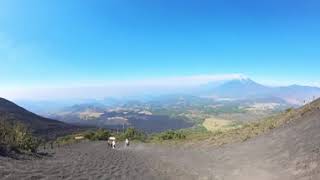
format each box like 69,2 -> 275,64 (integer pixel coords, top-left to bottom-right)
13,78 -> 320,117
198,78 -> 320,105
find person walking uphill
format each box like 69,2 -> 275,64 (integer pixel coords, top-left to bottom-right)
112,140 -> 116,149
108,137 -> 116,149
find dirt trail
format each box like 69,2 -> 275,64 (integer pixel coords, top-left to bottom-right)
0,142 -> 192,180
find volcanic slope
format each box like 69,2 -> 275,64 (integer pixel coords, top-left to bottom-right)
0,97 -> 79,138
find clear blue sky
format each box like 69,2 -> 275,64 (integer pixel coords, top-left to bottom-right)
1,0 -> 320,92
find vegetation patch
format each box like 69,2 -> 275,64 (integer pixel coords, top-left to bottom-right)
150,130 -> 187,142
0,121 -> 40,155
202,117 -> 242,132
55,128 -> 146,145
55,129 -> 111,145
116,128 -> 147,142
83,129 -> 111,141
159,130 -> 186,140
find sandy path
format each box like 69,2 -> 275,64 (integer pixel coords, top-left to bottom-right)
0,142 -> 192,180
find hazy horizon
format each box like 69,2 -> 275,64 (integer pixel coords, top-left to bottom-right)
2,74 -> 320,101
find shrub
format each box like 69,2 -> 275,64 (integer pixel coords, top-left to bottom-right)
83,129 -> 111,141
55,129 -> 111,146
157,130 -> 186,140
55,134 -> 75,145
0,121 -> 40,153
83,132 -> 95,140
93,129 -> 111,140
117,128 -> 146,142
285,108 -> 293,113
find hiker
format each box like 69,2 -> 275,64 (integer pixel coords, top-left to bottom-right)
107,140 -> 112,148
125,138 -> 130,147
108,137 -> 116,149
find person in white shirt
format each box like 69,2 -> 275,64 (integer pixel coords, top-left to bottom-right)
125,138 -> 129,147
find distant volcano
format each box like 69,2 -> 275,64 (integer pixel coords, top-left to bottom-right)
197,78 -> 320,105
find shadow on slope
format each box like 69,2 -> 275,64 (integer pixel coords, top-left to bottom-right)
0,98 -> 81,139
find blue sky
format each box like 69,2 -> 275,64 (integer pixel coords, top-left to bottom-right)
1,0 -> 320,99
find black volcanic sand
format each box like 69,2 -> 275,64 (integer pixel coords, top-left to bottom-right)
0,142 -> 191,180
1,109 -> 320,180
